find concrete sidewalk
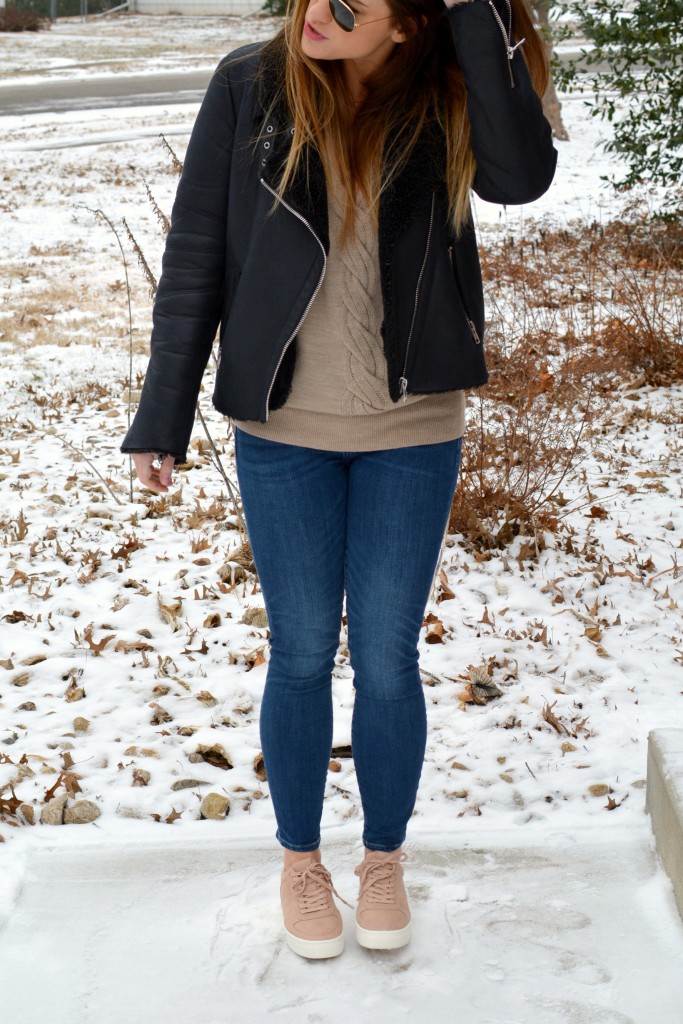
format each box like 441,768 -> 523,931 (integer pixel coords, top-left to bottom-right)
1,825 -> 681,1024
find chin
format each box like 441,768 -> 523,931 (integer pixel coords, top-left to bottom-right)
301,36 -> 333,59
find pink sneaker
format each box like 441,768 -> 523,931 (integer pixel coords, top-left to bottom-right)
354,849 -> 412,950
280,857 -> 353,959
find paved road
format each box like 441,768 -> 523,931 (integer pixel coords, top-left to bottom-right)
0,69 -> 213,117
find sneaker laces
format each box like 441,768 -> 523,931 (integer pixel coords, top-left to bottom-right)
289,862 -> 354,914
354,851 -> 408,905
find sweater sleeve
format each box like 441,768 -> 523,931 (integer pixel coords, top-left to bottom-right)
119,47 -> 254,465
446,0 -> 557,205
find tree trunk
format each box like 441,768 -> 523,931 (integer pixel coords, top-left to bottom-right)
533,1 -> 570,142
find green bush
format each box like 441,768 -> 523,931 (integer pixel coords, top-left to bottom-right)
556,0 -> 683,209
261,0 -> 287,15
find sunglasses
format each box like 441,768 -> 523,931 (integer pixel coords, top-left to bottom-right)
327,0 -> 394,32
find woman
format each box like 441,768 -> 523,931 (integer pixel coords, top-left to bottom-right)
121,0 -> 556,960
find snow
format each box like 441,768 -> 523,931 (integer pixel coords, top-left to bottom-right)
2,827 -> 683,1023
1,14 -> 682,1022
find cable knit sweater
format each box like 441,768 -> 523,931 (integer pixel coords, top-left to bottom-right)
231,168 -> 465,451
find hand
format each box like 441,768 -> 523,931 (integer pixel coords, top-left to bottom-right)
131,452 -> 175,494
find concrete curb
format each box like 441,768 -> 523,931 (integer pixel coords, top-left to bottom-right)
646,728 -> 683,921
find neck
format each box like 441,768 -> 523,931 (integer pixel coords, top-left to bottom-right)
342,62 -> 368,108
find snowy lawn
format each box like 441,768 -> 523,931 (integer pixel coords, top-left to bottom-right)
0,12 -> 280,81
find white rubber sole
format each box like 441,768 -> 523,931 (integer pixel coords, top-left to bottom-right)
356,920 -> 412,950
284,927 -> 345,959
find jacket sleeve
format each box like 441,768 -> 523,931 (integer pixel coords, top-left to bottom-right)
446,0 -> 557,205
119,51 -> 246,465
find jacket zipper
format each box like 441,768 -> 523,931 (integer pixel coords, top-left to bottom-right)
259,177 -> 327,421
487,0 -> 525,90
399,191 -> 435,401
448,245 -> 482,345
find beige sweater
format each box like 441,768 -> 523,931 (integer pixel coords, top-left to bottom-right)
231,170 -> 465,451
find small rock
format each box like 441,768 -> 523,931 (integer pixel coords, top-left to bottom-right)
253,752 -> 267,781
64,800 -> 101,824
200,793 -> 230,820
499,773 -> 514,784
241,607 -> 268,629
171,778 -> 210,791
21,654 -> 47,666
17,702 -> 36,712
632,779 -> 647,789
588,784 -> 611,798
11,672 -> 30,688
19,803 -> 35,824
194,743 -> 233,770
328,759 -> 342,773
218,561 -> 248,585
41,793 -> 69,825
133,769 -> 151,787
450,761 -> 471,771
73,717 -> 89,732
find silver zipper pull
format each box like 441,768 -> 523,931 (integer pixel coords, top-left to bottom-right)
399,376 -> 408,402
467,318 -> 482,345
508,37 -> 525,59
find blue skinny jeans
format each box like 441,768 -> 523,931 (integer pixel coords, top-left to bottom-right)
233,427 -> 463,853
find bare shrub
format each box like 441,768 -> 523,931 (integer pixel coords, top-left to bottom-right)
451,332 -> 595,551
0,6 -> 47,31
452,198 -> 683,551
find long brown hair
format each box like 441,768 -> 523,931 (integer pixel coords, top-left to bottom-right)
258,0 -> 548,244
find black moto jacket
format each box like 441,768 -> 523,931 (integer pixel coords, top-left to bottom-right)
120,0 -> 557,464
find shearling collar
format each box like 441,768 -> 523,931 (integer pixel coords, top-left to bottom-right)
253,40 -> 446,256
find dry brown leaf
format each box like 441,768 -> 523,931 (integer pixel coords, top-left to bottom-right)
436,569 -> 455,603
426,621 -> 445,644
114,638 -> 155,653
542,700 -> 568,734
83,624 -> 115,654
149,702 -> 173,725
195,690 -> 218,707
157,593 -> 183,631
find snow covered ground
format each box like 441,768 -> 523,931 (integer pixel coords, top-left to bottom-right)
2,826 -> 683,1024
1,14 -> 682,1023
